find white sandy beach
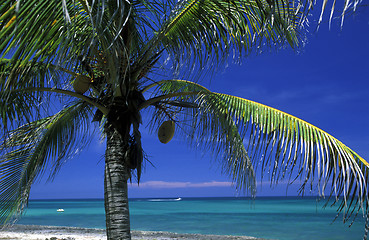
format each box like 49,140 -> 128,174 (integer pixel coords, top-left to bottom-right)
0,225 -> 268,240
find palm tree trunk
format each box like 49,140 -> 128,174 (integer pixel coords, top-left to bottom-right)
104,126 -> 131,240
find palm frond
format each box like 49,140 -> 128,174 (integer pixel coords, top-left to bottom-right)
0,101 -> 93,224
1,1 -> 85,63
137,0 -> 301,77
0,88 -> 41,131
135,0 -> 362,81
0,58 -> 108,130
0,0 -> 136,93
144,80 -> 256,194
0,58 -> 59,89
217,92 -> 368,219
0,58 -> 60,129
142,79 -> 369,221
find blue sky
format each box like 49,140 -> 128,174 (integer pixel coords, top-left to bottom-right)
30,8 -> 369,199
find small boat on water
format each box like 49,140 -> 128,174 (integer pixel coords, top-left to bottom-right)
57,209 -> 64,212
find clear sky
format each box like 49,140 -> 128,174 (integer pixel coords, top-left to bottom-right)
29,7 -> 369,199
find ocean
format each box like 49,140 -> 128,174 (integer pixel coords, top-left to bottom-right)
18,197 -> 365,240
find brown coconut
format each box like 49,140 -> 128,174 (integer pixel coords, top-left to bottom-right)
73,75 -> 92,94
158,120 -> 175,144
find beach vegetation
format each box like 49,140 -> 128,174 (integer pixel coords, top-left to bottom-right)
0,1 -> 368,240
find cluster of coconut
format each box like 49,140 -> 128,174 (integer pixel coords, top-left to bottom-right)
73,75 -> 176,144
158,120 -> 175,144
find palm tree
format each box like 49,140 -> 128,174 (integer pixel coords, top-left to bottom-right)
0,0 -> 368,240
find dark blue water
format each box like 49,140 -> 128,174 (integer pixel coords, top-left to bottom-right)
18,197 -> 366,240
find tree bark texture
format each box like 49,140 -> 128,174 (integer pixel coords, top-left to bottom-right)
104,127 -> 131,240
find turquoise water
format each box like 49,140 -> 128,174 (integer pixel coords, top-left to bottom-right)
18,197 -> 366,240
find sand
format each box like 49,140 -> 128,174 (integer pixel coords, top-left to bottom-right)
0,225 -> 269,240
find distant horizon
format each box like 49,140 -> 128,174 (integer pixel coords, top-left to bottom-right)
29,195 -> 332,201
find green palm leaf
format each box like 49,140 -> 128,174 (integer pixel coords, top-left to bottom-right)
217,92 -> 369,222
0,58 -> 59,89
0,1 -> 87,63
0,58 -> 108,130
163,0 -> 300,51
143,80 -> 256,194
0,58 -> 60,129
142,79 -> 369,221
0,101 -> 93,224
0,1 -> 126,85
137,0 -> 301,78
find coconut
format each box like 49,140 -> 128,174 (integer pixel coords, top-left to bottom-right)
158,120 -> 175,144
73,75 -> 91,94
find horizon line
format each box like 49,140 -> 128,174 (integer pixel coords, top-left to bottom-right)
29,195 -> 328,201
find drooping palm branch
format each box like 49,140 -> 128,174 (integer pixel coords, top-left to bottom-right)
0,101 -> 93,224
0,59 -> 108,130
142,80 -> 257,193
141,79 -> 369,223
134,0 -> 302,80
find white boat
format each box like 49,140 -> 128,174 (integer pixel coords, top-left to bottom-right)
57,209 -> 64,212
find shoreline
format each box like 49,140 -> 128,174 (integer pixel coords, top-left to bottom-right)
0,225 -> 270,240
